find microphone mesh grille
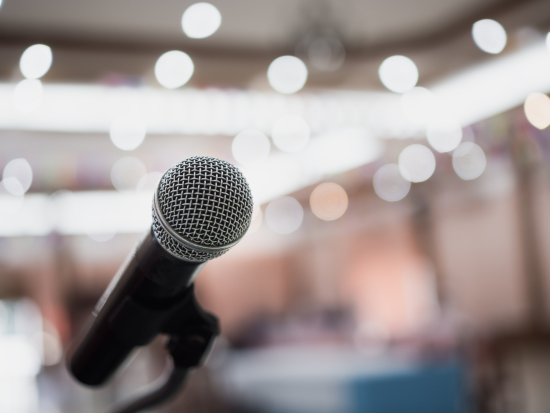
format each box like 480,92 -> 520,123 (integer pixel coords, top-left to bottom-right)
152,215 -> 228,262
152,156 -> 253,261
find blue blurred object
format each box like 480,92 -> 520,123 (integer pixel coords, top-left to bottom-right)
348,360 -> 467,413
222,347 -> 469,413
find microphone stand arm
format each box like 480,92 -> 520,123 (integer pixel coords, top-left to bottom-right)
108,285 -> 220,413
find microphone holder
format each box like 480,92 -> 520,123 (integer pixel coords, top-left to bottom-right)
107,285 -> 219,413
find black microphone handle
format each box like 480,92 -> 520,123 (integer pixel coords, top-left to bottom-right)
67,229 -> 205,386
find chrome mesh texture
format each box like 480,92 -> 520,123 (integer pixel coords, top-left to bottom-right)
152,156 -> 253,262
152,213 -> 227,262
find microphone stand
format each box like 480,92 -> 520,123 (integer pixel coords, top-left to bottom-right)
107,286 -> 219,413
108,361 -> 188,413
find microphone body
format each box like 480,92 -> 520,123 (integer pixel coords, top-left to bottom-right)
67,157 -> 253,386
69,229 -> 204,386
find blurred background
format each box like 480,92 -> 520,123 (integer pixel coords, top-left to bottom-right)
1,0 -> 550,412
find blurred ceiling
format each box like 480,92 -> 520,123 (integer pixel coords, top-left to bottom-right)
0,0 -> 547,88
0,0 -> 510,49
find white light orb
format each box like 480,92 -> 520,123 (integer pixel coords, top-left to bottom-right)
0,181 -> 25,215
0,337 -> 40,377
41,331 -> 63,366
110,115 -> 147,150
182,3 -> 221,39
426,117 -> 463,153
20,44 -> 52,79
1,178 -> 24,198
111,157 -> 147,192
400,87 -> 436,124
267,56 -> 308,94
373,164 -> 411,202
13,79 -> 43,114
155,51 -> 194,89
3,158 -> 33,195
524,92 -> 550,130
232,129 -> 270,166
310,182 -> 348,221
398,144 -> 436,183
379,55 -> 418,93
472,19 -> 507,54
452,142 -> 486,180
137,171 -> 163,192
271,116 -> 310,152
265,196 -> 303,234
247,205 -> 263,235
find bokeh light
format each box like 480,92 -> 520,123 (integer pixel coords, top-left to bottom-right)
378,55 -> 418,93
182,3 -> 221,39
472,19 -> 507,54
373,164 -> 411,202
232,129 -> 270,166
426,117 -> 462,153
155,51 -> 194,89
110,115 -> 147,150
0,182 -> 25,215
400,87 -> 436,124
13,79 -> 43,114
310,182 -> 348,221
41,331 -> 63,366
19,44 -> 52,80
111,157 -> 147,192
267,56 -> 308,94
137,171 -> 163,192
524,92 -> 550,130
3,159 -> 33,196
1,178 -> 24,198
271,116 -> 310,152
247,205 -> 263,235
452,142 -> 486,180
265,196 -> 304,234
398,144 -> 436,183
0,336 -> 40,376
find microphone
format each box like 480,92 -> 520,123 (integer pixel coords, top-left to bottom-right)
68,156 -> 253,386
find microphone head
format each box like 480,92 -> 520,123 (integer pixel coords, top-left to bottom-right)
152,156 -> 253,262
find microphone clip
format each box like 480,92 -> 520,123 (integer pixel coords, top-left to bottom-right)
163,286 -> 220,369
108,283 -> 220,368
